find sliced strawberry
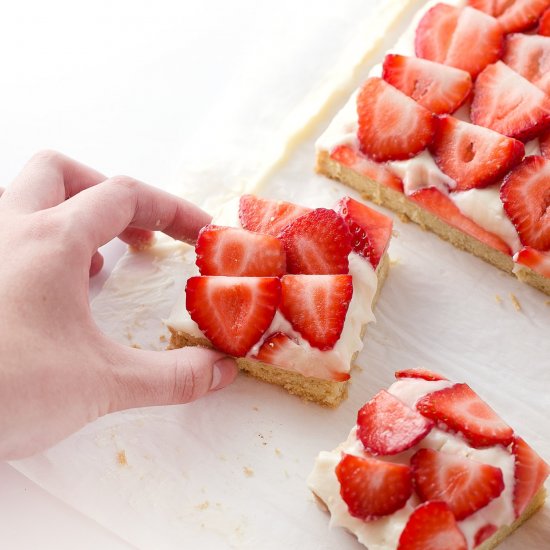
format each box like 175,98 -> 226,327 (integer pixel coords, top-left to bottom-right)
409,187 -> 512,255
185,276 -> 280,357
474,524 -> 498,547
395,368 -> 448,381
416,383 -> 514,447
512,436 -> 550,517
397,501 -> 467,550
471,61 -> 550,141
540,129 -> 550,158
330,145 -> 404,193
280,274 -> 352,351
515,247 -> 550,276
356,77 -> 435,162
382,54 -> 472,115
470,0 -> 550,33
336,453 -> 413,520
278,208 -> 352,274
539,6 -> 550,34
195,225 -> 286,277
416,5 -> 503,78
504,33 -> 550,95
500,156 -> 550,250
255,332 -> 350,382
238,194 -> 311,236
356,390 -> 434,455
430,116 -> 525,191
411,448 -> 505,520
337,196 -> 393,269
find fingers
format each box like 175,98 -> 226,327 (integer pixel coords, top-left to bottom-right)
119,227 -> 155,250
105,344 -> 238,412
58,175 -> 212,253
89,251 -> 104,277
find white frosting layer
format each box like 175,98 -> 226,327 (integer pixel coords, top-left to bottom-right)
307,378 -> 516,550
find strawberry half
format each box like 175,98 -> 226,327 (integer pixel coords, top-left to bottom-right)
411,448 -> 505,520
195,225 -> 286,277
504,33 -> 550,96
539,6 -> 550,34
280,274 -> 352,351
416,383 -> 514,448
382,54 -> 472,115
356,77 -> 435,162
540,129 -> 550,158
512,436 -> 550,517
409,187 -> 512,255
471,61 -> 550,141
337,196 -> 393,269
416,4 -> 503,78
395,368 -> 448,381
470,0 -> 550,33
238,194 -> 311,236
185,276 -> 280,357
515,247 -> 550,276
278,208 -> 352,274
430,115 -> 525,191
356,390 -> 434,455
330,145 -> 404,193
474,524 -> 498,547
397,501 -> 467,550
500,156 -> 550,250
255,332 -> 350,382
336,453 -> 413,520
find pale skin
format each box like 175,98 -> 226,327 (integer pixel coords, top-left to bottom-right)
0,151 -> 238,460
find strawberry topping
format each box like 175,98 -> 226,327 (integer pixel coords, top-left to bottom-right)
470,0 -> 550,33
395,368 -> 448,381
515,246 -> 550,276
330,145 -> 404,193
238,194 -> 311,236
336,453 -> 413,520
474,524 -> 498,547
337,196 -> 393,269
416,4 -> 503,78
280,274 -> 352,351
430,115 -> 525,191
397,501 -> 467,550
195,225 -> 286,277
471,61 -> 550,141
382,54 -> 472,115
411,448 -> 505,520
185,276 -> 280,357
416,383 -> 514,447
539,6 -> 550,34
500,156 -> 550,250
278,208 -> 352,274
356,390 -> 434,455
409,187 -> 512,255
540,129 -> 550,158
356,77 -> 435,162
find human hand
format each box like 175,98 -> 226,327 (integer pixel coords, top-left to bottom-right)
0,151 -> 238,460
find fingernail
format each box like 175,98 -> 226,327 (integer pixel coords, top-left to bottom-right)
210,357 -> 238,391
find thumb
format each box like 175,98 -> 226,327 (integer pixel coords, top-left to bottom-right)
105,343 -> 238,413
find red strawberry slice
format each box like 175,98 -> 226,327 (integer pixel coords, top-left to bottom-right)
504,33 -> 550,95
540,129 -> 550,158
238,194 -> 311,236
474,524 -> 498,547
255,332 -> 350,382
539,6 -> 550,34
470,0 -> 550,33
336,453 -> 413,520
397,501 -> 467,550
330,145 -> 404,193
185,276 -> 280,357
337,196 -> 393,269
280,274 -> 352,351
471,61 -> 550,141
356,77 -> 435,162
430,116 -> 525,192
278,208 -> 352,274
409,187 -> 512,255
395,368 -> 448,381
411,448 -> 505,520
195,225 -> 286,277
382,54 -> 472,115
515,247 -> 550,276
416,383 -> 514,448
500,156 -> 550,250
512,436 -> 550,517
356,390 -> 434,455
416,5 -> 503,78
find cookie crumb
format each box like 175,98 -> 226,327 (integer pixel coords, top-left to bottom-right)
116,450 -> 128,466
275,448 -> 282,457
131,343 -> 141,349
509,293 -> 522,311
196,501 -> 210,510
159,334 -> 167,342
391,229 -> 399,238
252,406 -> 259,411
495,294 -> 502,304
390,258 -> 400,266
243,466 -> 254,477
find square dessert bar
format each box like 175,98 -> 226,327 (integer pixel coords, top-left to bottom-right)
317,0 -> 550,295
308,368 -> 549,549
167,194 -> 393,407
